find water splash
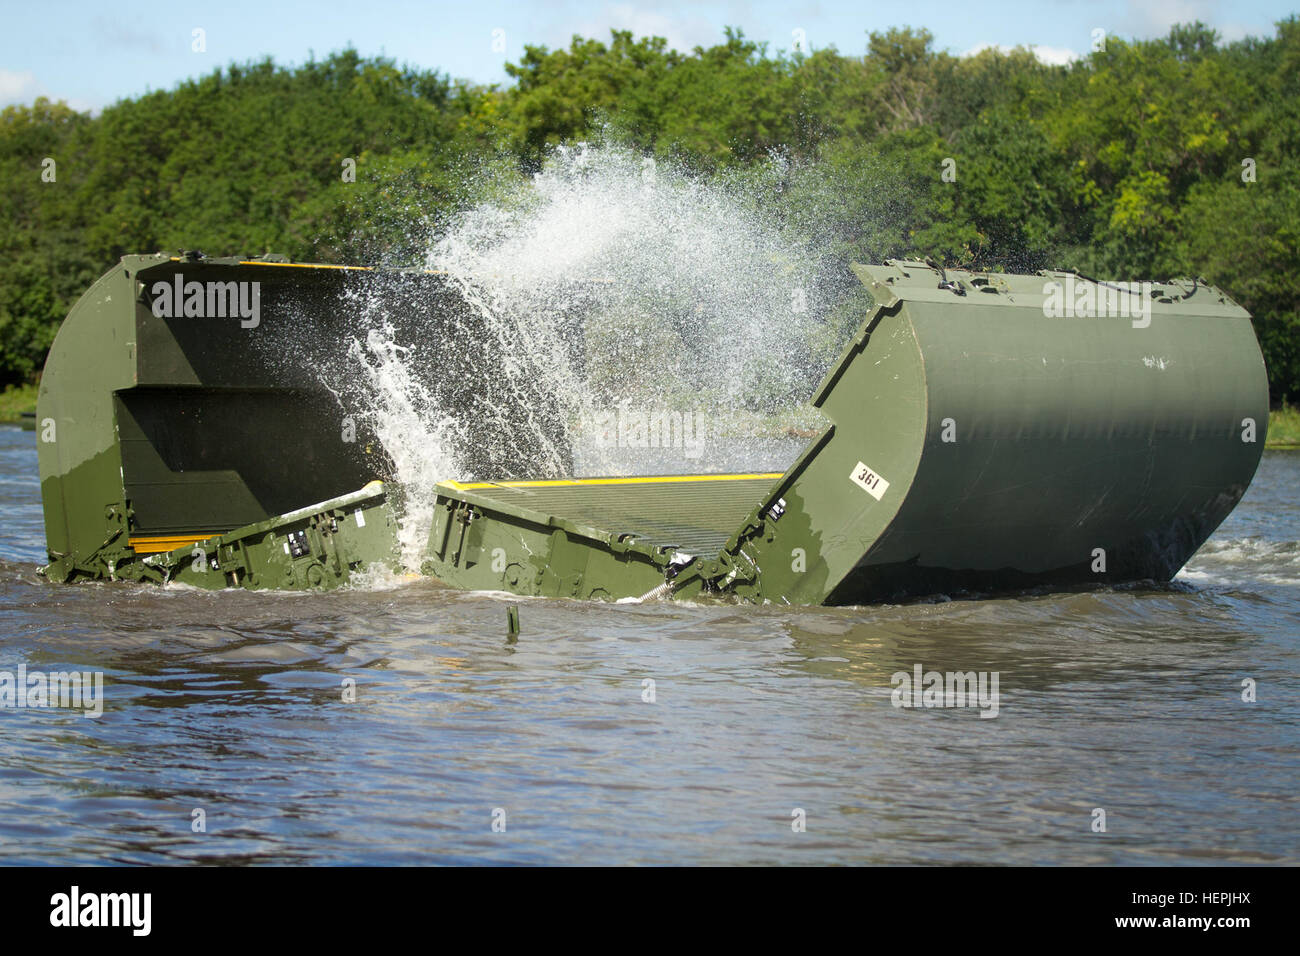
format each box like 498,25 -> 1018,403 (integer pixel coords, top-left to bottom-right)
426,143 -> 836,419
344,320 -> 458,564
336,142 -> 853,566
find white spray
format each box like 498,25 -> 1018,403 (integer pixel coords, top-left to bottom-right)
337,143 -> 846,567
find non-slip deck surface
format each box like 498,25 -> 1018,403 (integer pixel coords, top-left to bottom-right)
448,474 -> 781,557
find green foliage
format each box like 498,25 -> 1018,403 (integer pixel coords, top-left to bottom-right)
0,382 -> 38,423
1177,171 -> 1300,404
2,20 -> 1299,402
1268,403 -> 1300,447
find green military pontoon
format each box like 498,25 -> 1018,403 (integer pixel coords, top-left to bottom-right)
36,253 -> 1269,604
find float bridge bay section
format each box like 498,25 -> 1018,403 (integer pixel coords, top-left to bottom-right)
37,255 -> 1267,603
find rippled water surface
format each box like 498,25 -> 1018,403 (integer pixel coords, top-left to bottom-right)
1,425 -> 1296,864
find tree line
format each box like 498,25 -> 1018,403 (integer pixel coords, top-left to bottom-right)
1,20 -> 1296,401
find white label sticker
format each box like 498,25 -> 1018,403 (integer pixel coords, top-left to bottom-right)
850,461 -> 889,500
355,508 -> 366,528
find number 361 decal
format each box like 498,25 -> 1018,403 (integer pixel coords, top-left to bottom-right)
850,461 -> 890,501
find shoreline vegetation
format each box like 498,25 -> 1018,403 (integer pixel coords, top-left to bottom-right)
1,20 -> 1298,407
1269,404 -> 1300,447
0,383 -> 36,424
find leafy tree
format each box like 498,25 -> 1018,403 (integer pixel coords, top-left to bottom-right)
1,21 -> 1298,402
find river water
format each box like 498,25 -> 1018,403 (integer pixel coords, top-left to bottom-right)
0,423 -> 1295,865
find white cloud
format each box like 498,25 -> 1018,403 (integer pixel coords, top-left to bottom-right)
1026,44 -> 1082,66
1116,0 -> 1264,43
1115,0 -> 1222,38
0,69 -> 41,107
0,69 -> 98,113
962,43 -> 1081,65
565,2 -> 725,53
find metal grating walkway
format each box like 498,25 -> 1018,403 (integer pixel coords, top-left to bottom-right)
447,474 -> 780,556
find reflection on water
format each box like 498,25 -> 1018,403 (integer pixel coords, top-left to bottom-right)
0,425 -> 1296,864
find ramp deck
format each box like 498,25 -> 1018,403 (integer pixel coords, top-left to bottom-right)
442,474 -> 781,557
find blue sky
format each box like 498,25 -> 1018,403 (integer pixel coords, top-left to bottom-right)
2,0 -> 1295,112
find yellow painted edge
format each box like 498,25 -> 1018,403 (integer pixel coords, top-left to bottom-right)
165,256 -> 447,275
238,260 -> 376,271
129,533 -> 226,555
444,473 -> 783,491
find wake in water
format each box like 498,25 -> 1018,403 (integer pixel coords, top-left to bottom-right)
1177,536 -> 1300,588
329,142 -> 861,564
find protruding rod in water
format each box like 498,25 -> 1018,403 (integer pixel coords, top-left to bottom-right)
506,604 -> 520,641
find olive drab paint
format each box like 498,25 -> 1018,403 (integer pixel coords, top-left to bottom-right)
38,255 -> 1268,604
